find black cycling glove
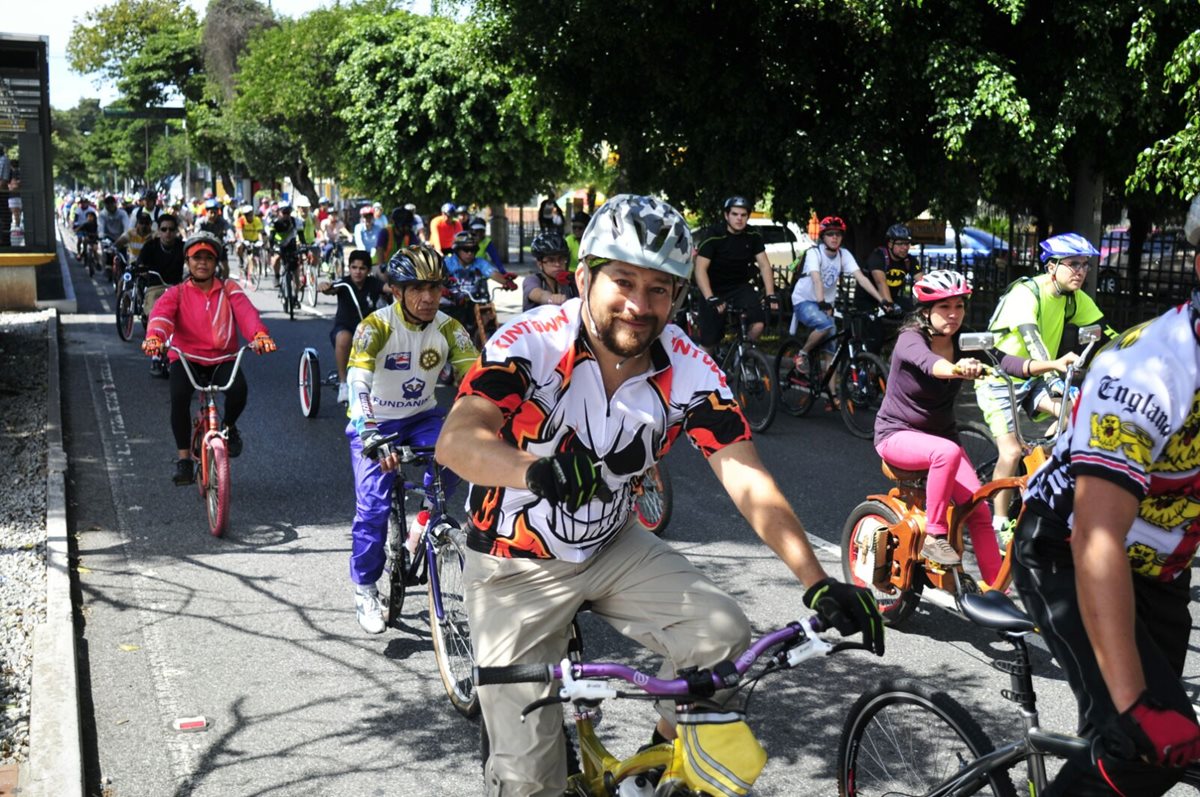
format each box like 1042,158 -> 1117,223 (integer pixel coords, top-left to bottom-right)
525,453 -> 610,512
817,301 -> 833,313
803,577 -> 885,656
359,427 -> 393,462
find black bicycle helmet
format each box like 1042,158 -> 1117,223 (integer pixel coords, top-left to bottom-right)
531,232 -> 568,259
451,231 -> 477,251
386,246 -> 447,284
391,206 -> 415,228
886,224 -> 912,243
723,196 -> 752,212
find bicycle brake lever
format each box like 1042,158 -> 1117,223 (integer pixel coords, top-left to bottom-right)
519,695 -> 568,722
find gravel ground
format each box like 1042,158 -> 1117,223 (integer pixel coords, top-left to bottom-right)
0,313 -> 48,766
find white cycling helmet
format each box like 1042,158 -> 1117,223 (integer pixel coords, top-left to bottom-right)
578,194 -> 693,280
1186,193 -> 1200,249
294,195 -> 311,208
913,269 -> 972,303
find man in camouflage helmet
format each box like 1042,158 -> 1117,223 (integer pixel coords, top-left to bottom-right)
437,194 -> 884,796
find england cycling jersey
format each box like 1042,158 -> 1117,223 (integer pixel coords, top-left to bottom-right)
458,299 -> 751,562
347,304 -> 478,424
1025,301 -> 1200,581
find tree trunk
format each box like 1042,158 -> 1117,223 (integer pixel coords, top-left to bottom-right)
290,158 -> 319,207
1070,152 -> 1104,293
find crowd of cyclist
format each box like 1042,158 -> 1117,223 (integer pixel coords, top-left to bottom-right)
60,180 -> 1200,795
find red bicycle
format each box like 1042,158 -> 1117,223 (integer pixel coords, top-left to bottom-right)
171,344 -> 254,537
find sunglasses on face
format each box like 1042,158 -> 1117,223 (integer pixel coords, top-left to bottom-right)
160,226 -> 178,233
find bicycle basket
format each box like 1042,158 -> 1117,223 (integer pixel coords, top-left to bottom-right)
660,711 -> 766,797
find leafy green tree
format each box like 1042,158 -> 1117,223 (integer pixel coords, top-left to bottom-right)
332,10 -> 567,209
67,0 -> 203,106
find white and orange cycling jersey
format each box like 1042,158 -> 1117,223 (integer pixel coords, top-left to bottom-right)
1025,300 -> 1200,582
457,298 -> 751,562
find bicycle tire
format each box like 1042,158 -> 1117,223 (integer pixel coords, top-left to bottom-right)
959,421 -> 999,485
428,523 -> 479,718
841,499 -> 922,626
298,349 -> 321,418
633,461 -> 673,536
775,337 -> 817,417
303,263 -> 319,307
731,347 -> 777,433
204,437 -> 231,537
838,351 -> 888,439
246,254 -> 260,291
85,247 -> 96,278
282,269 -> 297,320
116,289 -> 136,341
383,497 -> 408,626
837,679 -> 1017,797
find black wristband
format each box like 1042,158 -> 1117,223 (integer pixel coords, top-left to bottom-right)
706,295 -> 723,306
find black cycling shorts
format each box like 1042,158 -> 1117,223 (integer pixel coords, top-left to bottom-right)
697,283 -> 767,346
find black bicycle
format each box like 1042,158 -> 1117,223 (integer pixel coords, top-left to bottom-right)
836,589 -> 1200,796
276,241 -> 302,320
115,267 -> 163,342
713,306 -> 777,433
774,305 -> 889,439
378,440 -> 477,718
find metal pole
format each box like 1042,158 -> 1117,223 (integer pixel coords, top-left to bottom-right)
184,117 -> 190,202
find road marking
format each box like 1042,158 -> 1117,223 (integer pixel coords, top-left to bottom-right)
84,352 -> 204,782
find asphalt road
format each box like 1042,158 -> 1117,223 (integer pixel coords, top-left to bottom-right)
57,247 -> 1200,796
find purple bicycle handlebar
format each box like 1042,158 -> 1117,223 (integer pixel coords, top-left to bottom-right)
474,615 -> 826,697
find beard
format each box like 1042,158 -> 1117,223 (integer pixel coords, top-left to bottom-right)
593,309 -> 664,358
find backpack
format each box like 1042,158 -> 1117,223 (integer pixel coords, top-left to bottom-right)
987,275 -> 1076,335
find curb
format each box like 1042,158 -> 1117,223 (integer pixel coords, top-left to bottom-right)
26,310 -> 83,797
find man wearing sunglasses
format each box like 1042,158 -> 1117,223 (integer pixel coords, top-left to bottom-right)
134,215 -> 187,376
565,211 -> 590,272
979,232 -> 1117,541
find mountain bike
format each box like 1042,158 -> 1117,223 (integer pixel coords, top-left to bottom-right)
80,234 -> 100,278
172,344 -> 255,538
242,241 -> 266,291
714,307 -> 777,434
448,272 -> 510,349
631,462 -> 673,536
774,305 -> 890,439
277,243 -> 301,320
839,325 -> 1102,626
301,245 -> 321,308
115,267 -> 163,342
377,440 -> 477,718
836,589 -> 1200,796
476,610 -> 869,796
321,236 -> 350,279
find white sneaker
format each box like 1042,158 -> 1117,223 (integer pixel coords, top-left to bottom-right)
354,584 -> 386,634
921,535 -> 962,566
337,382 -> 349,405
406,509 -> 429,556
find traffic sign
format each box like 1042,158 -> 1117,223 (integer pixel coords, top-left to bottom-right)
101,106 -> 186,120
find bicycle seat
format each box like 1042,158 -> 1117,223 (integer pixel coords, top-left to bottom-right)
958,590 -> 1035,635
881,461 -> 927,482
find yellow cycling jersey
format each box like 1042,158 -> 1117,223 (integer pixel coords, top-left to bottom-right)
239,216 -> 264,241
347,304 -> 478,422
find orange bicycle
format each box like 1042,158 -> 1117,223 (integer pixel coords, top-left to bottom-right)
839,325 -> 1103,626
172,344 -> 255,537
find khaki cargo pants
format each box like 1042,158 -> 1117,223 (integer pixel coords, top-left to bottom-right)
467,524 -> 751,797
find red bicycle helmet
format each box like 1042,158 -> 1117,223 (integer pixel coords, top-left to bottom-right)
913,270 -> 972,303
819,216 -> 847,234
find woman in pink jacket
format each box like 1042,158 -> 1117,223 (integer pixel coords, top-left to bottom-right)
143,233 -> 276,485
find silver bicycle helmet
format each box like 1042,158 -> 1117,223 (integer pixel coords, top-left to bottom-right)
578,194 -> 693,279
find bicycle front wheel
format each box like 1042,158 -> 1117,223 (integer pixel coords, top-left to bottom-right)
633,461 -> 673,536
204,437 -> 231,537
837,679 -> 1017,797
116,288 -> 136,341
731,348 -> 777,433
246,254 -> 260,291
838,352 -> 888,439
298,349 -> 321,418
383,496 -> 409,626
959,421 -> 999,485
775,337 -> 817,417
428,524 -> 479,718
303,263 -> 319,307
841,500 -> 921,626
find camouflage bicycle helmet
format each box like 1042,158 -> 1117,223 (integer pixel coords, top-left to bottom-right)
451,231 -> 478,251
531,232 -> 568,259
386,246 -> 447,284
578,194 -> 693,279
913,269 -> 972,303
1038,232 -> 1099,264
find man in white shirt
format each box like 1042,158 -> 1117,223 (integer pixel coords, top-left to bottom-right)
789,215 -> 889,373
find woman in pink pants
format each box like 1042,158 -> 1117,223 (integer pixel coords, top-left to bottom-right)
872,270 -> 1074,582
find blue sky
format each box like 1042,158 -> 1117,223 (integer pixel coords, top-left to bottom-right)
19,1 -> 431,109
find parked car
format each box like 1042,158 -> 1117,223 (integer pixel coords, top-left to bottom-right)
908,226 -> 994,268
1096,228 -> 1191,296
746,218 -> 813,269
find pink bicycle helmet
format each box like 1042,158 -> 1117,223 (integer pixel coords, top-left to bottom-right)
913,269 -> 972,303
